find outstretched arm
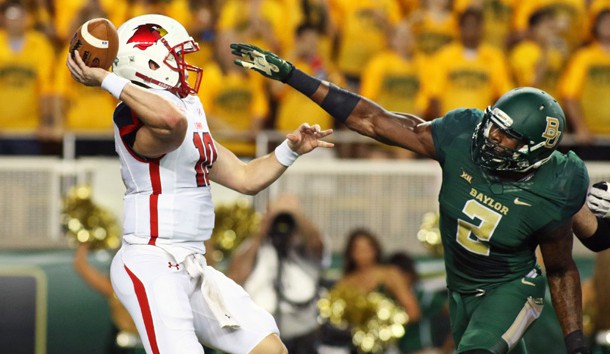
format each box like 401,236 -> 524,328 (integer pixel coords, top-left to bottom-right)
231,43 -> 437,159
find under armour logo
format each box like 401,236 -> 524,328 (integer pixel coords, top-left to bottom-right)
168,262 -> 180,270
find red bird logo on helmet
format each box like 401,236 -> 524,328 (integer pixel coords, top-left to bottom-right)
127,24 -> 168,50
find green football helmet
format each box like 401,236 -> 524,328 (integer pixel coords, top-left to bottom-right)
471,87 -> 565,172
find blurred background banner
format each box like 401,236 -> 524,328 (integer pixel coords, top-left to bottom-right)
1,157 -> 609,255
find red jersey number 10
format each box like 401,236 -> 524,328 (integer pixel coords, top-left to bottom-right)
192,132 -> 217,187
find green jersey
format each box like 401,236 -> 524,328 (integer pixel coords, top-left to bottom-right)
430,109 -> 589,293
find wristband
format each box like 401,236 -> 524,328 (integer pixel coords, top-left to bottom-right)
101,73 -> 130,100
274,140 -> 299,167
565,330 -> 588,354
285,68 -> 322,96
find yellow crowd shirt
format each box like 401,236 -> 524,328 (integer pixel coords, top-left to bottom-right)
397,0 -> 421,17
509,40 -> 565,99
513,0 -> 586,51
409,9 -> 457,57
560,43 -> 610,135
273,0 -> 336,62
54,0 -> 90,41
330,0 -> 401,77
586,1 -> 610,43
54,0 -> 130,42
431,42 -> 513,113
54,45 -> 118,131
275,0 -> 306,53
123,0 -> 191,28
217,0 -> 289,54
360,50 -> 432,116
454,0 -> 515,50
55,0 -> 190,42
198,62 -> 269,157
0,31 -> 54,131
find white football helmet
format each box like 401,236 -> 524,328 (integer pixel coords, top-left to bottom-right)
113,14 -> 202,98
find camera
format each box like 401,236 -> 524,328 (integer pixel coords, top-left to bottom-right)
269,212 -> 297,258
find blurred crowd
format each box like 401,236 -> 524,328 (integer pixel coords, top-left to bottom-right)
2,0 -> 610,158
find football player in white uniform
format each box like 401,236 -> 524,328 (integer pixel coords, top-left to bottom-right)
66,14 -> 333,354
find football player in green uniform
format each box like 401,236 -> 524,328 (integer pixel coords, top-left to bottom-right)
230,43 -> 606,354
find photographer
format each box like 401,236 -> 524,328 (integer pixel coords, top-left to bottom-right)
227,194 -> 327,354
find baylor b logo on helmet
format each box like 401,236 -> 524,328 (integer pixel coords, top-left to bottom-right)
542,116 -> 561,148
472,87 -> 566,172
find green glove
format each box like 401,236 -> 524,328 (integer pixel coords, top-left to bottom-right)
230,43 -> 294,82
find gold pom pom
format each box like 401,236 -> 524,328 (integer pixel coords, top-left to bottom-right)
210,199 -> 261,263
62,185 -> 121,250
318,286 -> 408,353
417,212 -> 443,256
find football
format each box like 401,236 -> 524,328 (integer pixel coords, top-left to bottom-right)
69,18 -> 119,69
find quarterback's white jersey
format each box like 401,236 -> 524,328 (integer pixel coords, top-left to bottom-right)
113,90 -> 217,252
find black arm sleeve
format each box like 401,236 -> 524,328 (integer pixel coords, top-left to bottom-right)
319,84 -> 361,123
579,216 -> 610,252
285,69 -> 361,123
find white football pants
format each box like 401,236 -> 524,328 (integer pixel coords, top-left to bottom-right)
110,243 -> 279,354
